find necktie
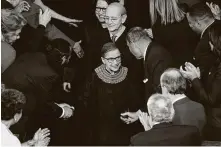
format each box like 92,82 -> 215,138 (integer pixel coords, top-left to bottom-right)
112,35 -> 117,44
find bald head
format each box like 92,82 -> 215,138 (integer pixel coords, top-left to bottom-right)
160,68 -> 186,95
106,2 -> 126,15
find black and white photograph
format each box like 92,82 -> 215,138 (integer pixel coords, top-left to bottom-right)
1,0 -> 221,146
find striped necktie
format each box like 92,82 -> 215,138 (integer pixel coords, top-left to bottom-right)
112,35 -> 117,44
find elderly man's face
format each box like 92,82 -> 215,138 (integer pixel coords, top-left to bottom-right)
102,49 -> 122,72
127,41 -> 143,59
105,6 -> 126,32
95,0 -> 108,23
187,13 -> 202,34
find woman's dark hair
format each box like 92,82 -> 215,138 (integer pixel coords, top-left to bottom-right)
101,42 -> 119,57
209,21 -> 221,58
1,89 -> 26,120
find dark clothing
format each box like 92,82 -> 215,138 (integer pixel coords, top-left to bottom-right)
173,97 -> 206,134
131,123 -> 201,146
191,61 -> 221,140
2,53 -> 61,116
144,42 -> 173,98
194,21 -> 219,82
79,65 -> 143,145
152,17 -> 199,67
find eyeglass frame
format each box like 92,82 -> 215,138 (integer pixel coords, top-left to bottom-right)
95,7 -> 107,13
103,55 -> 121,63
104,15 -> 122,23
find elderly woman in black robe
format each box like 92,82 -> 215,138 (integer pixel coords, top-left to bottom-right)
79,42 -> 143,145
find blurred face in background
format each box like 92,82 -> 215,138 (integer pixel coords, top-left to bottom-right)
95,0 -> 108,24
4,29 -> 22,44
8,0 -> 20,7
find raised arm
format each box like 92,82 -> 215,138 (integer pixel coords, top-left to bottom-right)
33,0 -> 82,27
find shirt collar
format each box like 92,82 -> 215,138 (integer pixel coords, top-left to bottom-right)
144,42 -> 151,61
109,25 -> 126,42
201,20 -> 215,38
172,95 -> 186,104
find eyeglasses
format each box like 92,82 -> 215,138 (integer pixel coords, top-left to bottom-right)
104,56 -> 121,63
96,7 -> 106,13
104,16 -> 121,22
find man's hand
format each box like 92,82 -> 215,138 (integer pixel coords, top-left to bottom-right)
63,82 -> 71,92
206,2 -> 221,20
56,103 -> 75,119
35,137 -> 50,146
180,62 -> 200,81
72,40 -> 84,58
65,18 -> 83,27
39,8 -> 51,27
138,111 -> 152,131
63,106 -> 73,119
33,128 -> 50,142
120,111 -> 139,124
14,1 -> 30,13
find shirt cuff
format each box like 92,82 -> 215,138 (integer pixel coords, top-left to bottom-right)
55,103 -> 65,118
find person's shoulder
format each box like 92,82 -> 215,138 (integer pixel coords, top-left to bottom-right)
131,131 -> 150,145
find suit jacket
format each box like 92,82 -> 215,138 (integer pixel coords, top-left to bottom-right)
192,61 -> 221,128
194,21 -> 220,83
144,42 -> 173,98
173,97 -> 206,134
2,52 -> 62,118
130,123 -> 201,146
152,17 -> 199,67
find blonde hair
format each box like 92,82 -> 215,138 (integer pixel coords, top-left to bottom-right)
149,0 -> 185,26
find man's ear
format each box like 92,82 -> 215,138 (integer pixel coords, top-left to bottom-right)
121,14 -> 127,24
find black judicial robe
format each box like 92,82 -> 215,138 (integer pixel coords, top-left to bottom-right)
79,64 -> 143,145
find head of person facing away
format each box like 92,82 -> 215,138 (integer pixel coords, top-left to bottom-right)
149,0 -> 185,26
208,21 -> 221,60
46,38 -> 73,66
105,2 -> 127,35
1,88 -> 26,127
126,27 -> 152,59
101,42 -> 122,74
160,68 -> 187,102
147,94 -> 175,128
1,8 -> 27,44
187,3 -> 215,35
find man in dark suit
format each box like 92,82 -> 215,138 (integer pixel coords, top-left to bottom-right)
180,22 -> 221,141
160,68 -> 206,134
187,3 -> 219,82
131,94 -> 201,146
126,27 -> 173,98
120,27 -> 173,124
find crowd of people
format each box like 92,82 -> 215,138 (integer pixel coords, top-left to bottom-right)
1,0 -> 221,146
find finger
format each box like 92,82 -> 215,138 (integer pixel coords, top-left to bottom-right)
42,133 -> 50,138
69,23 -> 78,27
22,1 -> 30,8
77,40 -> 82,44
41,128 -> 50,134
68,83 -> 71,89
72,19 -> 83,22
23,6 -> 29,11
120,112 -> 129,116
39,9 -> 42,16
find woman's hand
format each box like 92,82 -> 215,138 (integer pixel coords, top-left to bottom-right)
14,1 -> 30,13
65,18 -> 83,27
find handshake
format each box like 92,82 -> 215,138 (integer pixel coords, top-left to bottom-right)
56,103 -> 75,119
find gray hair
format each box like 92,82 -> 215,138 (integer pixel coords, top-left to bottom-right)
126,27 -> 150,43
147,94 -> 174,123
160,68 -> 186,95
